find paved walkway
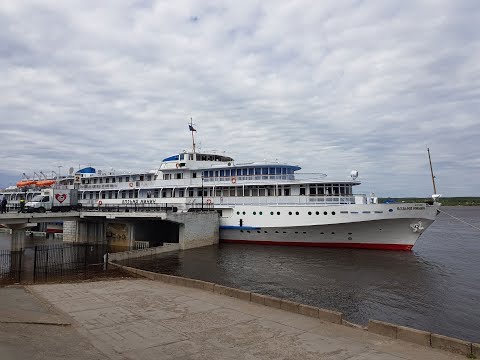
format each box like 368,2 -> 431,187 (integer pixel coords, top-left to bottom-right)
22,279 -> 463,360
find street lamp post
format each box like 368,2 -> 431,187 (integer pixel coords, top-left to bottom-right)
201,175 -> 204,210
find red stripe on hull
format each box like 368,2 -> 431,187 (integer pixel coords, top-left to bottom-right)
46,229 -> 63,234
221,239 -> 413,251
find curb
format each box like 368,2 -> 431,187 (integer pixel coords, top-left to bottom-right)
109,262 -> 476,357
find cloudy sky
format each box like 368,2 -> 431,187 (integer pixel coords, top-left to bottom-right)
1,1 -> 479,197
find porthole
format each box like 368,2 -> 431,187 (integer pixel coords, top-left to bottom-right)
270,211 -> 274,215
277,211 -> 280,215
308,211 -> 312,215
320,232 -> 324,234
259,211 -> 263,215
295,231 -> 298,234
316,211 -> 319,215
257,230 -> 261,233
236,211 -> 240,215
388,209 -> 393,212
275,231 -> 279,233
289,211 -> 292,215
240,230 -> 244,233
247,230 -> 251,233
283,231 -> 286,233
348,232 -> 352,235
242,211 -> 246,215
295,211 -> 299,215
331,232 -> 335,234
348,237 -> 352,240
332,211 -> 336,215
253,211 -> 256,215
323,211 -> 328,215
303,232 -> 306,234
264,231 -> 268,233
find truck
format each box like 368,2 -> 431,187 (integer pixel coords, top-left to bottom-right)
24,188 -> 80,212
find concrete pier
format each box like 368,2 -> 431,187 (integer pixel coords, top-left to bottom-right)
25,279 -> 464,360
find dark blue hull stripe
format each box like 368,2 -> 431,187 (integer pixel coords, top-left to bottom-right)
219,225 -> 260,230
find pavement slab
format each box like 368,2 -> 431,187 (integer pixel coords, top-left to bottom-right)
19,279 -> 467,360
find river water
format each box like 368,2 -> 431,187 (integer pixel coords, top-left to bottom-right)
1,206 -> 479,341
124,206 -> 480,342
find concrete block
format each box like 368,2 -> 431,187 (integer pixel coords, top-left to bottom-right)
226,288 -> 251,301
199,281 -> 215,292
250,293 -> 265,305
172,276 -> 186,287
213,284 -> 229,296
472,342 -> 480,357
342,319 -> 365,330
182,278 -> 197,289
368,320 -> 397,338
298,304 -> 319,318
431,333 -> 472,355
263,295 -> 281,309
280,299 -> 300,313
396,325 -> 431,347
318,308 -> 343,324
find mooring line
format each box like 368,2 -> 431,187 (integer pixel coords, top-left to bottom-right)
438,208 -> 480,232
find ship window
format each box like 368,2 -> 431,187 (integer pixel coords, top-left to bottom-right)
93,179 -> 97,184
270,211 -> 274,215
140,175 -> 144,181
243,168 -> 249,176
106,178 -> 110,183
225,170 -> 230,177
175,173 -> 182,179
269,168 -> 275,175
275,231 -> 279,233
332,211 -> 336,215
276,168 -> 281,174
362,211 -> 370,214
282,168 -> 287,174
316,211 -> 319,215
295,231 -> 298,234
257,231 -> 261,233
255,168 -> 261,175
102,192 -> 106,199
189,154 -> 194,160
179,190 -> 184,197
308,211 -> 312,215
374,211 -> 383,213
240,230 -> 244,233
180,154 -> 184,160
324,211 -> 327,215
309,187 -> 316,195
284,188 -> 290,196
193,172 -> 197,178
230,187 -> 235,196
259,211 -> 263,215
252,188 -> 258,196
209,171 -> 213,177
220,170 -> 224,177
295,211 -> 299,215
237,211 -> 240,215
259,188 -> 265,196
247,230 -> 250,233
277,211 -> 280,215
126,176 -> 130,182
300,187 -> 306,196
121,192 -> 125,199
262,168 -> 268,175
242,211 -> 246,215
288,211 -> 292,215
215,171 -> 219,177
389,209 -> 393,212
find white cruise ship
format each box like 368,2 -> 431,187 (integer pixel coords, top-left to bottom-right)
0,126 -> 440,250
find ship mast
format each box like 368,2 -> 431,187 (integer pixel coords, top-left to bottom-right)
427,147 -> 437,195
189,118 -> 196,153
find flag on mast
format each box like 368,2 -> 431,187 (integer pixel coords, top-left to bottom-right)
189,124 -> 196,132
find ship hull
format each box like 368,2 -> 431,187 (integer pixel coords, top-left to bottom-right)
219,203 -> 439,250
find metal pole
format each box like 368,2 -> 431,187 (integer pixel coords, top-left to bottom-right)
427,148 -> 437,194
33,246 -> 37,283
201,175 -> 204,210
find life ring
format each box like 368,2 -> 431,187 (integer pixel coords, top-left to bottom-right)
176,163 -> 180,168
129,182 -> 134,187
206,199 -> 212,205
98,200 -> 103,206
231,176 -> 237,184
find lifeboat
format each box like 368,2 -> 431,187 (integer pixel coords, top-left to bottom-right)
36,180 -> 56,187
16,180 -> 36,187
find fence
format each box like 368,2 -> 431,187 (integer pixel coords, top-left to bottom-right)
0,243 -> 124,285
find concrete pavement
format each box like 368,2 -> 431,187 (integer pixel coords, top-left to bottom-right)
24,279 -> 465,360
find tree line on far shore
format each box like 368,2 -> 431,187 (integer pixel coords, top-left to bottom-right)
379,197 -> 480,206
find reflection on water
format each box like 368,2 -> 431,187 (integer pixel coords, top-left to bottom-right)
125,206 -> 480,342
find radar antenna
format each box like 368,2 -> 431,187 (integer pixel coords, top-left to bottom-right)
350,170 -> 358,180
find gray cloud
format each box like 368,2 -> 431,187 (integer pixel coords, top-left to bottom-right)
0,0 -> 479,197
